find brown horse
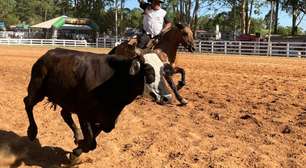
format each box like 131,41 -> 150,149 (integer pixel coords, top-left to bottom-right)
109,23 -> 195,105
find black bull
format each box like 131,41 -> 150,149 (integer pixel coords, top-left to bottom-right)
24,48 -> 158,158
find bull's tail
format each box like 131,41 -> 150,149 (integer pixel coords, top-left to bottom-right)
24,57 -> 48,141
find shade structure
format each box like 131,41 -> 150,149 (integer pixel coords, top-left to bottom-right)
31,16 -> 67,29
60,24 -> 93,30
31,16 -> 99,31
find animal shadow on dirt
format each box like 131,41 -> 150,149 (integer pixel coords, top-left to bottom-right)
0,130 -> 70,168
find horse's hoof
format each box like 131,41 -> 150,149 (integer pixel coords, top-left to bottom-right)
177,81 -> 186,90
179,99 -> 188,106
27,125 -> 37,141
179,80 -> 186,86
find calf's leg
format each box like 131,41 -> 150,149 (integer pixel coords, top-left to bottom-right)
164,64 -> 187,105
164,75 -> 187,105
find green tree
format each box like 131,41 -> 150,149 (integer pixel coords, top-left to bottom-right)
0,0 -> 18,25
282,0 -> 306,35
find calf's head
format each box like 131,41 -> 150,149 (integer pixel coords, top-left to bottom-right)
142,53 -> 172,104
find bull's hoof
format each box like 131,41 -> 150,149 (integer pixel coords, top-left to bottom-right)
74,129 -> 83,145
27,125 -> 37,141
67,152 -> 81,166
74,139 -> 81,145
75,140 -> 96,153
179,98 -> 188,106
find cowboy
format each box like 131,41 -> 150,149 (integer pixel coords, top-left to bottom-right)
137,0 -> 172,49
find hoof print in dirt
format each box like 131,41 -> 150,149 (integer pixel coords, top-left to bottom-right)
168,151 -> 184,160
240,114 -> 252,120
207,133 -> 214,138
122,143 -> 133,152
210,112 -> 220,120
281,125 -> 292,134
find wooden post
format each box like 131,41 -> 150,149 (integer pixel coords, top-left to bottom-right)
239,41 -> 241,55
199,41 -> 202,52
286,43 -> 290,57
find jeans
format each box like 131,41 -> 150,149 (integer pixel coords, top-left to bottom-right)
137,33 -> 151,49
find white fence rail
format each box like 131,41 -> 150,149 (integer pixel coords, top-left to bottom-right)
195,41 -> 306,57
0,38 -> 89,47
0,37 -> 305,57
96,38 -> 306,57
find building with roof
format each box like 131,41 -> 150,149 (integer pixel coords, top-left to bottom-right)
31,16 -> 99,42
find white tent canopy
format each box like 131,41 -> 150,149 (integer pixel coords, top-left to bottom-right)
31,16 -> 67,29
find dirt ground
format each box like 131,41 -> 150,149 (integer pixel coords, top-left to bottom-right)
0,45 -> 305,168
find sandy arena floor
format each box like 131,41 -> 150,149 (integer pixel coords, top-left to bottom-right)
0,45 -> 305,168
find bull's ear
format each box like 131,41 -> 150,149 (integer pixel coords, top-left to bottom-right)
129,60 -> 141,75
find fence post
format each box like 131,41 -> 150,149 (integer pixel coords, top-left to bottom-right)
74,40 -> 76,47
239,41 -> 241,55
103,38 -> 106,48
211,41 -> 214,53
199,41 -> 202,52
96,38 -> 99,48
286,43 -> 290,57
224,41 -> 227,54
85,40 -> 87,47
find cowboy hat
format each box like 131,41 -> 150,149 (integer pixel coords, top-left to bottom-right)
148,0 -> 164,3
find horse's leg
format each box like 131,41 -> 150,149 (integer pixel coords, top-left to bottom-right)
164,64 -> 187,105
173,66 -> 186,90
60,109 -> 83,144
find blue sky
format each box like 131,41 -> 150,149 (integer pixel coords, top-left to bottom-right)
125,0 -> 306,31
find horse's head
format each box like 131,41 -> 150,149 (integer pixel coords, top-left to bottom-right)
175,23 -> 195,52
